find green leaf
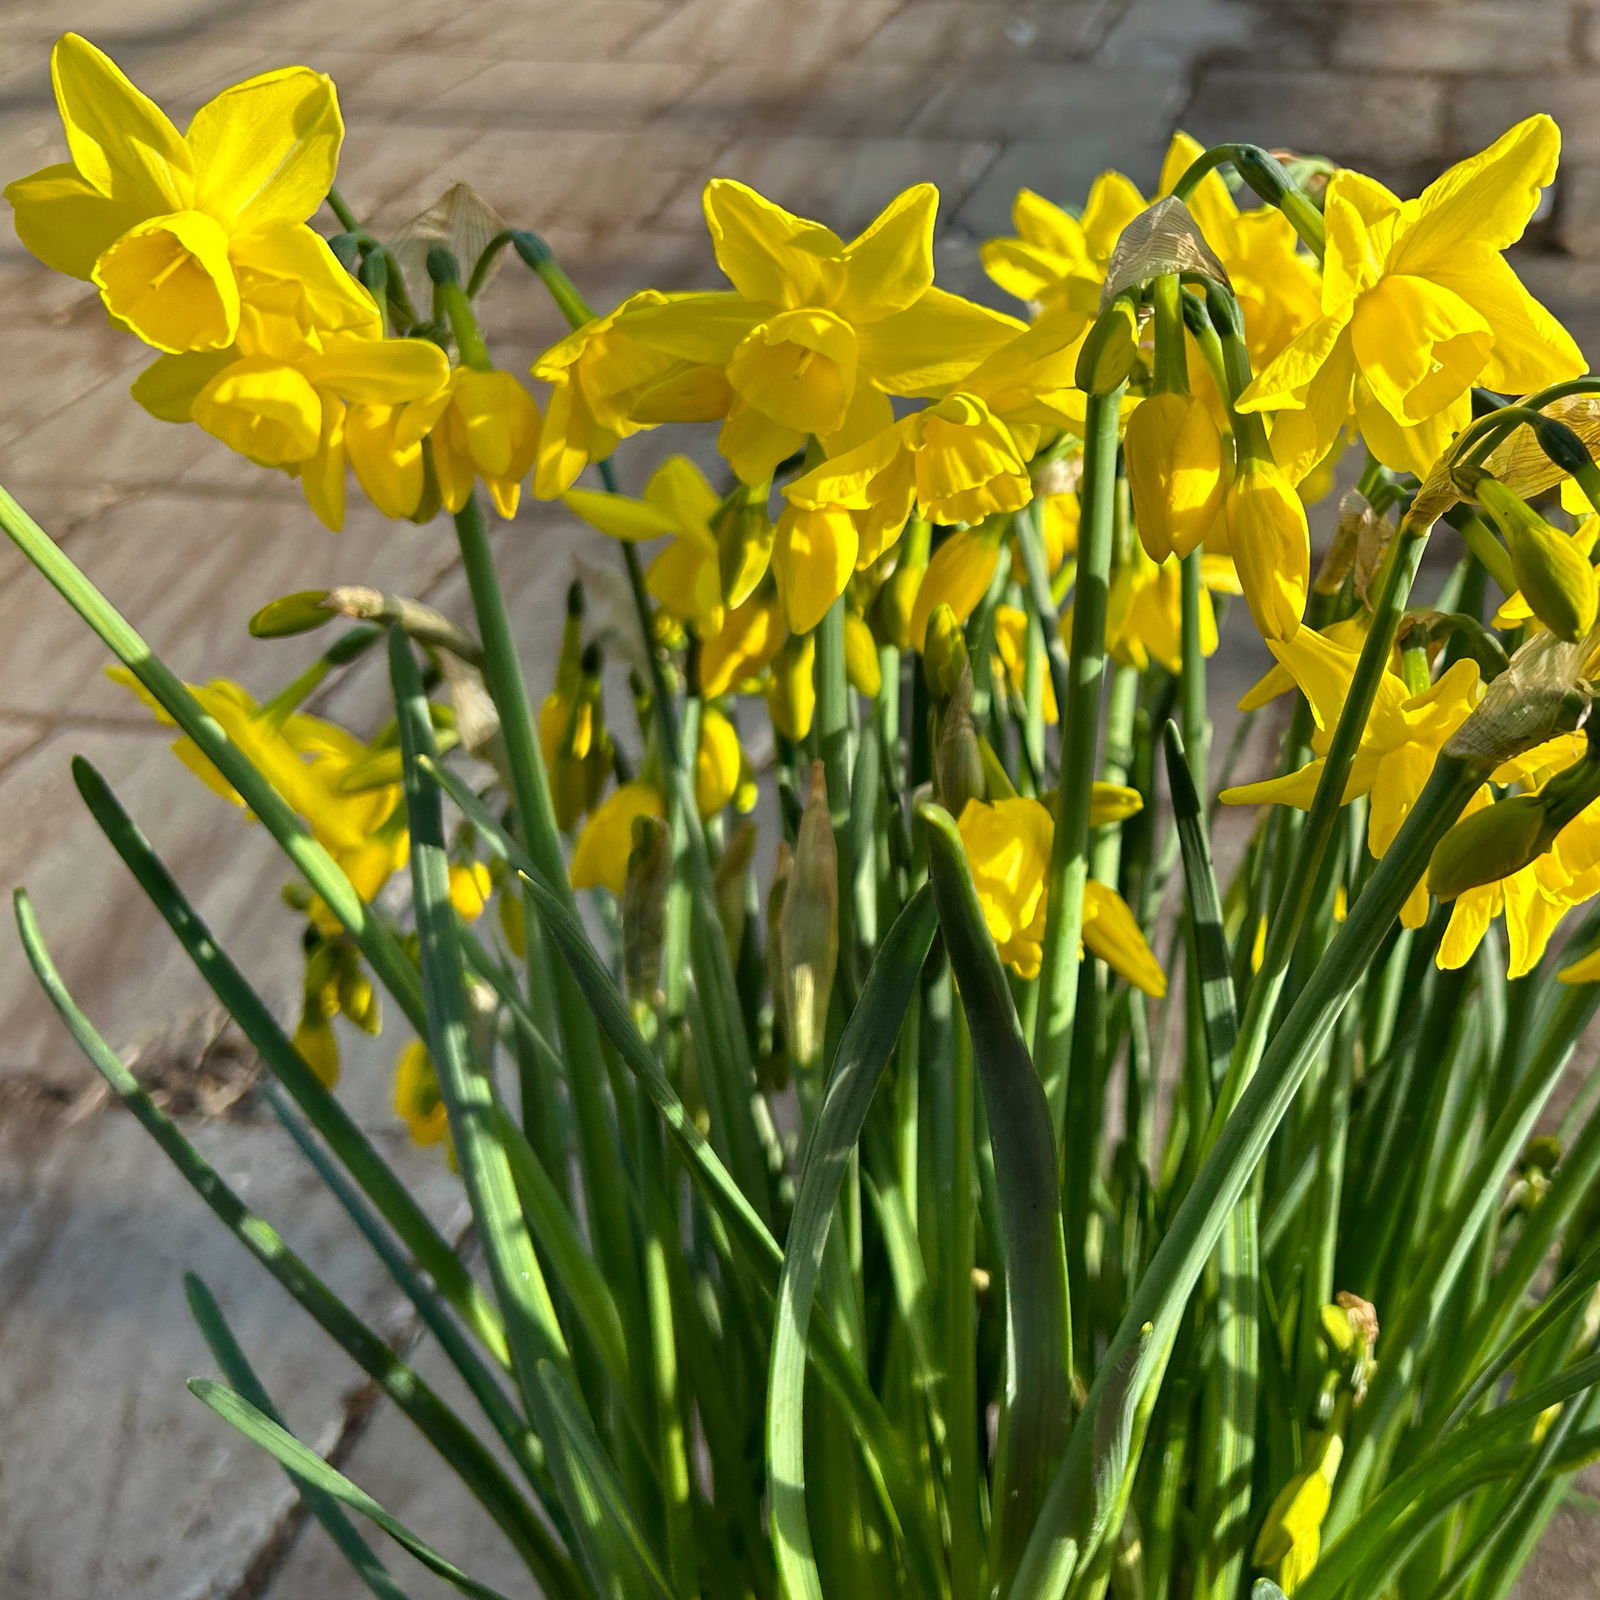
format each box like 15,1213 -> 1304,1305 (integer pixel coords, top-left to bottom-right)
183,1275 -> 411,1600
768,887 -> 938,1600
69,755 -> 511,1372
12,888 -> 577,1598
188,1379 -> 515,1600
921,801 -> 1071,1590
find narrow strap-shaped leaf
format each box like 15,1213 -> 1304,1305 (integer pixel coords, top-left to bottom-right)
262,1087 -> 543,1493
184,1275 -> 412,1600
1162,724 -> 1238,1073
0,483 -> 427,1032
536,1361 -> 677,1600
921,802 -> 1071,1591
70,755 -> 511,1370
768,887 -> 938,1600
390,630 -> 660,1600
188,1379 -> 514,1600
12,889 -> 577,1599
492,1104 -> 633,1393
425,753 -> 950,1596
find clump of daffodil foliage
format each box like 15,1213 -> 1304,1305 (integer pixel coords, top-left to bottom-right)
14,31 -> 1600,1600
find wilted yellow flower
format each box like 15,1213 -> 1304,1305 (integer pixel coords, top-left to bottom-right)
1238,116 -> 1584,480
570,783 -> 665,896
5,34 -> 355,355
956,797 -> 1164,993
393,1039 -> 450,1146
620,179 -> 1023,486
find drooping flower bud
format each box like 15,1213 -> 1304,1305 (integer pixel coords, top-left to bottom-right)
1124,390 -> 1226,562
1427,794 -> 1550,901
1476,477 -> 1599,642
779,762 -> 839,1068
1220,456 -> 1309,642
935,664 -> 985,817
874,518 -> 931,651
766,633 -> 816,741
622,812 -> 670,1010
1074,295 -> 1140,395
843,612 -> 883,697
922,602 -> 969,699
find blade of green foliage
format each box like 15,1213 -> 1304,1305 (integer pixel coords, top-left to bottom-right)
189,1379 -> 515,1600
425,750 -> 950,1595
183,1275 -> 411,1600
12,888 -> 578,1598
68,754 -> 511,1369
0,483 -> 427,1032
921,802 -> 1071,1591
768,887 -> 938,1600
390,628 -> 656,1600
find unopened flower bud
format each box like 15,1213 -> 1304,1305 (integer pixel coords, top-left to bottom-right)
780,762 -> 838,1068
292,1011 -> 340,1090
1075,296 -> 1140,395
1477,478 -> 1599,643
843,612 -> 882,697
336,958 -> 381,1035
873,519 -> 931,651
622,813 -> 670,1009
935,664 -> 985,817
1124,390 -> 1226,561
249,590 -> 334,638
766,634 -> 815,742
922,603 -> 969,698
718,486 -> 775,609
1427,794 -> 1551,900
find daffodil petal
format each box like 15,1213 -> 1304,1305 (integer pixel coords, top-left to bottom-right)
3,161 -> 142,278
93,208 -> 239,351
187,66 -> 342,229
51,32 -> 191,210
701,177 -> 844,307
562,487 -> 680,541
307,334 -> 450,404
774,503 -> 857,633
857,287 -> 1025,393
836,183 -> 937,323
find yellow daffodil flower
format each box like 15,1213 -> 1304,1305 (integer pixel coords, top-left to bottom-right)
570,782 -> 665,895
992,605 -> 1057,723
131,322 -> 450,529
1100,544 -> 1242,675
982,132 -> 1322,376
427,367 -> 541,520
620,179 -> 1024,487
108,667 -> 409,904
393,1039 -> 450,1146
700,586 -> 788,698
1124,390 -> 1227,563
775,306 -> 1089,632
6,34 -> 358,355
1217,454 -> 1310,642
1220,626 -> 1483,924
563,456 -> 728,634
1237,116 -> 1584,480
956,796 -> 1164,992
531,289 -> 731,499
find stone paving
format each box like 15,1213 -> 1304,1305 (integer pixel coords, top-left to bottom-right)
2,0 -> 1599,1594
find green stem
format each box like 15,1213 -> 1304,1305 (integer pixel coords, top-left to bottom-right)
1034,387 -> 1123,1119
